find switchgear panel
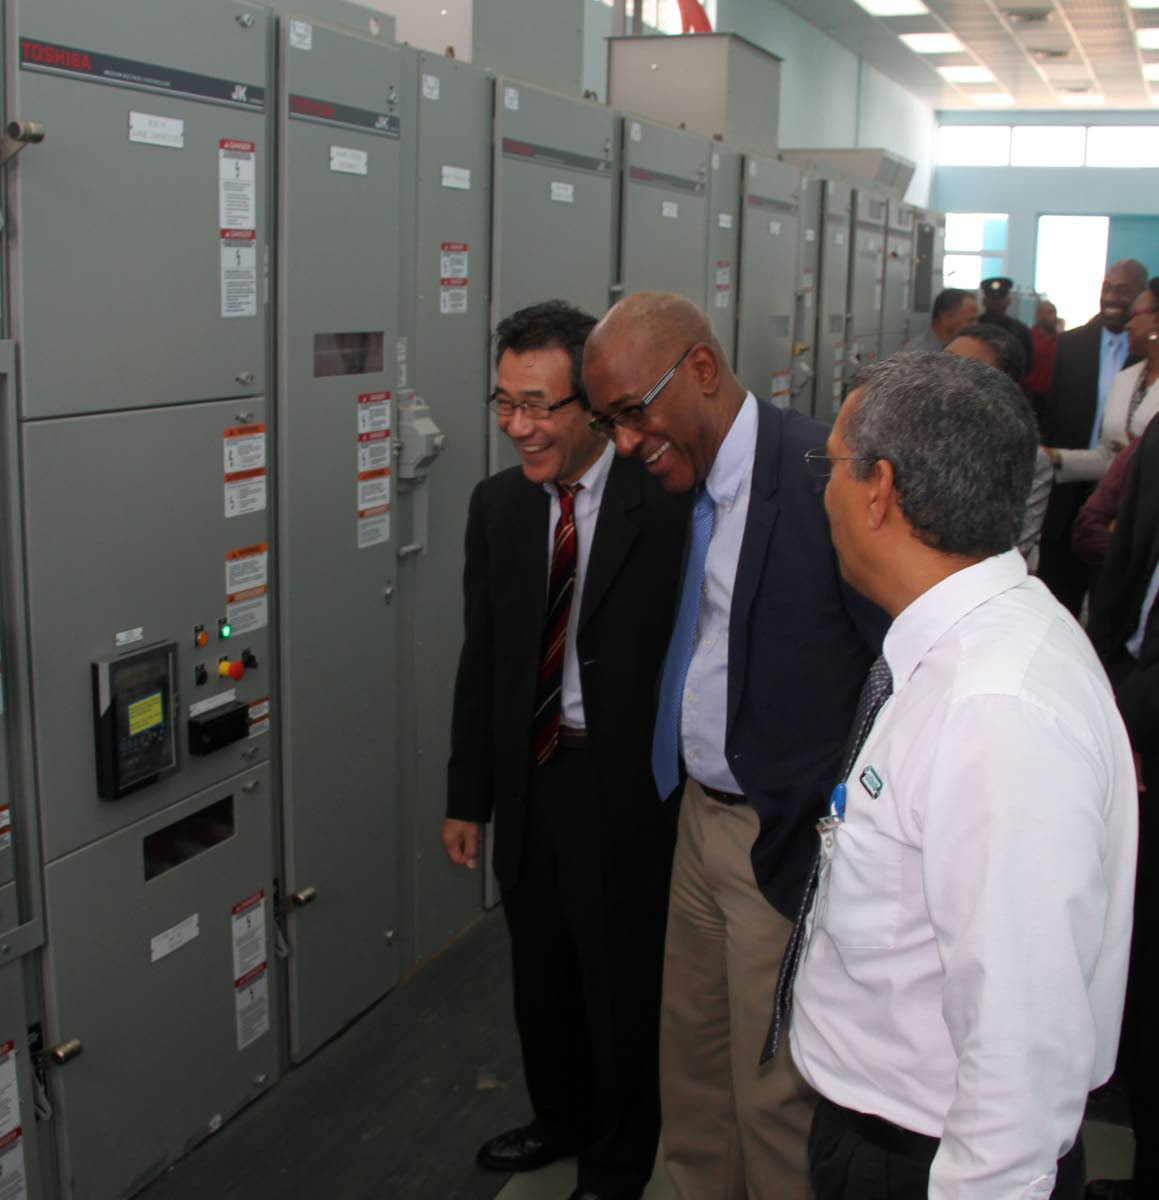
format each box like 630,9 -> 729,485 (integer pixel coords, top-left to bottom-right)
618,116 -> 710,306
848,189 -> 887,374
736,155 -> 801,410
92,643 -> 178,799
814,179 -> 852,417
880,200 -> 914,357
705,143 -> 740,366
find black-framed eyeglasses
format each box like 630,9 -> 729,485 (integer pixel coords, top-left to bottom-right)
803,448 -> 878,479
588,345 -> 695,436
487,391 -> 583,421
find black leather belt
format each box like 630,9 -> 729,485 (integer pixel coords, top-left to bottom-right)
699,782 -> 747,806
557,726 -> 589,750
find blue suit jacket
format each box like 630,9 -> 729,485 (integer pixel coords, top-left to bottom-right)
701,399 -> 886,917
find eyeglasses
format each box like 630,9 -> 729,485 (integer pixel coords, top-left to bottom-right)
488,391 -> 583,421
588,345 -> 695,436
803,448 -> 879,479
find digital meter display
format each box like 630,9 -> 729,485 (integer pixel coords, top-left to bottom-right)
93,642 -> 178,799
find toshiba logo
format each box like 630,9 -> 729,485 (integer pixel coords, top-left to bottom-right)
22,40 -> 93,71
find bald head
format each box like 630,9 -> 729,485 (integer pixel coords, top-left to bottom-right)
588,290 -> 717,363
583,291 -> 745,493
1102,259 -> 1149,331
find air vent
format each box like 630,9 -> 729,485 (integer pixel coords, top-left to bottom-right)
1031,47 -> 1071,62
1005,9 -> 1053,24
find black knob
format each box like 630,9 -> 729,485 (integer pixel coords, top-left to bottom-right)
241,649 -> 258,669
194,665 -> 208,686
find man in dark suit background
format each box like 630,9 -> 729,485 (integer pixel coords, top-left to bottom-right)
1039,258 -> 1148,614
442,300 -> 689,1200
583,292 -> 885,1199
1088,414 -> 1159,1198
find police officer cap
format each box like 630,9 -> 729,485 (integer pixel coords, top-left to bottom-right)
981,276 -> 1013,297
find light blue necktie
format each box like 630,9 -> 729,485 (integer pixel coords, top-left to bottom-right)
652,487 -> 715,800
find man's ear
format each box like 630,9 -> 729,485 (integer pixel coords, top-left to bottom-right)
865,458 -> 895,531
688,343 -> 720,394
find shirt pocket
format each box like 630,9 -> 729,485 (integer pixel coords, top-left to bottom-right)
819,821 -> 903,951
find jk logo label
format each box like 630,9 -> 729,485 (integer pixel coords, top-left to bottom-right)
859,765 -> 883,798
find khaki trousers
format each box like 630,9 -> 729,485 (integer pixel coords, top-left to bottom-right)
660,779 -> 814,1199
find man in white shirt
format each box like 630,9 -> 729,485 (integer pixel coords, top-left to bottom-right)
790,351 -> 1138,1199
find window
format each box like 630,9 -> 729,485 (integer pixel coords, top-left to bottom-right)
1085,126 -> 1159,168
1034,215 -> 1109,331
936,125 -> 1011,167
943,212 -> 1008,290
1010,125 -> 1086,167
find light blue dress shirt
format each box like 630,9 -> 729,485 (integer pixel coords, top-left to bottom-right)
679,392 -> 757,792
1093,328 -> 1129,450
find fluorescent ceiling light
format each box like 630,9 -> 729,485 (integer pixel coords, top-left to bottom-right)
1059,93 -> 1103,105
971,91 -> 1015,105
1137,29 -> 1159,49
1152,93 -> 1159,104
899,32 -> 965,54
854,0 -> 929,13
1129,0 -> 1159,9
1144,63 -> 1159,79
938,65 -> 996,83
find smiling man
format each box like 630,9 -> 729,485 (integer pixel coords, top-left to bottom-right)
583,291 -> 884,1199
443,300 -> 689,1200
1039,258 -> 1149,614
788,352 -> 1137,1200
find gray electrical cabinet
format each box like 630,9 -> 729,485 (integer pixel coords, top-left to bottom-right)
736,155 -> 801,409
275,15 -> 402,1062
395,47 -> 492,961
9,3 -> 281,1196
492,78 -> 617,322
0,959 -> 46,1200
814,179 -> 852,419
848,189 -> 887,377
909,206 -> 946,342
880,201 -> 915,357
491,78 -> 616,477
705,144 -> 740,366
618,116 -> 710,308
794,173 -> 823,414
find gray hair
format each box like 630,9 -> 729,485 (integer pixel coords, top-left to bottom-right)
844,352 -> 1038,557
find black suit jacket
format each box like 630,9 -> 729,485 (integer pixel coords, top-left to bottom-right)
1089,415 -> 1159,749
446,453 -> 690,891
1041,318 -> 1106,542
714,400 -> 886,918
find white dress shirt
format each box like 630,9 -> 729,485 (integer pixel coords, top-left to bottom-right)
543,440 -> 614,730
680,393 -> 757,792
1056,359 -> 1159,483
791,550 -> 1137,1199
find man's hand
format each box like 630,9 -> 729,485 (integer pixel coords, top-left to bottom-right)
441,818 -> 482,868
1044,446 -> 1062,468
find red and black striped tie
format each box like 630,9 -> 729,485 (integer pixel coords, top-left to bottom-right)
531,482 -> 581,765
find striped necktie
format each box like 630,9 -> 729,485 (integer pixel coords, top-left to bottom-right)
761,654 -> 894,1064
531,482 -> 581,765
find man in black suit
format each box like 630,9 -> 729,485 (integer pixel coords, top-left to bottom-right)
1038,258 -> 1148,614
583,292 -> 885,1199
1088,415 -> 1159,1199
442,300 -> 689,1200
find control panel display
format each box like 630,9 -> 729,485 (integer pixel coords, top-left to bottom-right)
92,642 -> 178,799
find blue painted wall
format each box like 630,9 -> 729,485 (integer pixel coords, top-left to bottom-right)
931,109 -> 1159,291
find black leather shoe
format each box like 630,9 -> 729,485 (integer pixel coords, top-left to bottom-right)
475,1123 -> 574,1172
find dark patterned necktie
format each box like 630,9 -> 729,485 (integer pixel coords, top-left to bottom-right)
761,654 -> 894,1063
531,482 -> 581,765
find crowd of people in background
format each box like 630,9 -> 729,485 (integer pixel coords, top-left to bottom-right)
440,267 -> 1155,1200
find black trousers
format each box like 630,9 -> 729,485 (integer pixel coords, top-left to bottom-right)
500,746 -> 677,1199
809,1097 -> 1086,1200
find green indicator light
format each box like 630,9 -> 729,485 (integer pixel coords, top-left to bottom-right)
219,623 -> 232,639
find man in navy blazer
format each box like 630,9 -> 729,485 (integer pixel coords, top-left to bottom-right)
584,292 -> 885,1199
